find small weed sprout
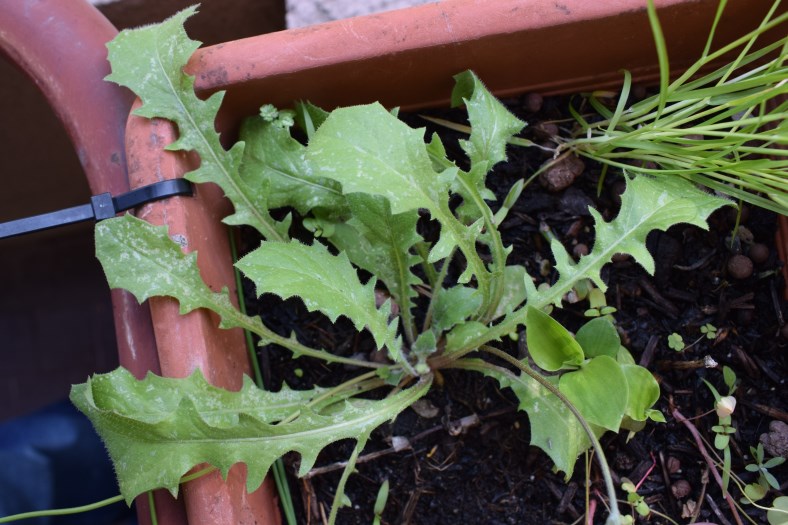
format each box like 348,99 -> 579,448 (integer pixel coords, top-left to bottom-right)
743,443 -> 785,503
667,333 -> 685,351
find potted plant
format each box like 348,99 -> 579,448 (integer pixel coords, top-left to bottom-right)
2,1 -> 785,524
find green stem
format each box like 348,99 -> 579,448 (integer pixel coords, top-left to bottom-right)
228,228 -> 265,387
278,371 -> 384,425
0,495 -> 125,523
232,311 -> 383,369
328,439 -> 365,525
433,199 -> 492,314
422,247 -> 456,332
456,351 -> 622,525
415,242 -> 439,289
454,171 -> 508,323
148,491 -> 159,525
228,227 -> 297,525
272,460 -> 297,525
180,466 -> 217,483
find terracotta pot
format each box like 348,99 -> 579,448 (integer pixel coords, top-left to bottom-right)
0,1 -> 187,522
4,0 -> 784,523
127,1 -> 785,523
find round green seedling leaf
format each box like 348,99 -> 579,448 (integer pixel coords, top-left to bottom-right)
744,482 -> 768,502
525,306 -> 584,371
768,496 -> 788,524
620,364 -> 661,422
559,355 -> 628,431
575,317 -> 620,359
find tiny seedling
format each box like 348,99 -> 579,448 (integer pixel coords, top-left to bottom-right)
372,479 -> 390,525
704,375 -> 738,493
621,477 -> 651,522
584,286 -> 618,319
743,443 -> 785,503
700,323 -> 718,340
668,323 -> 719,352
667,332 -> 685,351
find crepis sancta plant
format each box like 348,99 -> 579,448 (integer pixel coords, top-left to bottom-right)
63,7 -> 734,525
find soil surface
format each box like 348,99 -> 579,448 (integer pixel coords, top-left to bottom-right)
239,93 -> 787,525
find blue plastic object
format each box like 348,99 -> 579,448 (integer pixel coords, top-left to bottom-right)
0,400 -> 133,524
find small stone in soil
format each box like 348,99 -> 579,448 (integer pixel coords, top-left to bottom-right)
727,254 -> 753,279
749,242 -> 769,264
532,121 -> 558,140
671,479 -> 692,499
539,155 -> 584,192
666,456 -> 681,474
760,420 -> 788,459
558,187 -> 594,216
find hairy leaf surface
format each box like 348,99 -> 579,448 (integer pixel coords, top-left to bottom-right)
451,71 -> 525,202
432,286 -> 482,333
71,368 -> 430,502
477,363 -> 591,479
327,194 -> 423,326
105,7 -> 287,240
239,116 -> 346,216
237,240 -> 401,360
306,103 -> 486,288
524,175 -> 730,308
96,215 -> 241,323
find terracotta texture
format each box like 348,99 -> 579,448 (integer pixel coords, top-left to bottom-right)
186,0 -> 784,131
125,103 -> 282,525
0,0 -> 162,380
0,1 -> 184,522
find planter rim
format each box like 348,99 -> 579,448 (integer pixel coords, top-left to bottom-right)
186,0 -> 785,122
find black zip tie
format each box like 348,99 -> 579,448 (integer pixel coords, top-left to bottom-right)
0,178 -> 193,240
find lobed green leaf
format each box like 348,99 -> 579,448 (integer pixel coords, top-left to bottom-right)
105,6 -> 288,240
71,368 -> 430,503
237,240 -> 402,361
326,194 -> 423,331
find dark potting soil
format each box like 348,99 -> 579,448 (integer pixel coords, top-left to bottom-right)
237,93 -> 788,525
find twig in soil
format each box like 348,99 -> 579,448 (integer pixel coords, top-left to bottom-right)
547,480 -> 580,519
638,277 -> 680,318
742,401 -> 788,424
639,335 -> 660,369
657,357 -> 719,371
659,451 -> 680,518
302,410 -> 494,479
732,345 -> 761,380
673,249 -> 717,271
303,437 -> 411,479
704,493 -> 734,525
752,354 -> 783,385
671,407 -> 744,525
557,482 -> 580,519
770,280 -> 785,327
690,467 -> 710,524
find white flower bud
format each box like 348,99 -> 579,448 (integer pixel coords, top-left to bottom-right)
715,396 -> 736,418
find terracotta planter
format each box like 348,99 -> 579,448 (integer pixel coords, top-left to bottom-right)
3,0 -> 784,523
127,1 -> 785,523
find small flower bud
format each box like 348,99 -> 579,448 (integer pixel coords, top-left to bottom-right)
716,396 -> 737,418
